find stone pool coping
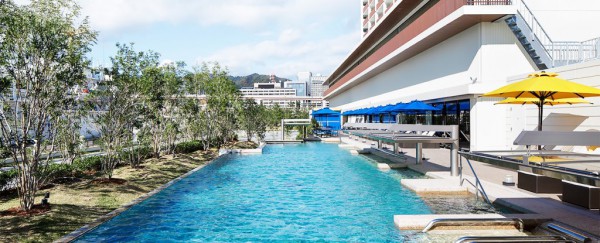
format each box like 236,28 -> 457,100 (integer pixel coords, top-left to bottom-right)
55,155 -> 223,243
218,142 -> 266,155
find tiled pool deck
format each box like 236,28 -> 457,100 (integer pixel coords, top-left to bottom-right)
340,137 -> 600,236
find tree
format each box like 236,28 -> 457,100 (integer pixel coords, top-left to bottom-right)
199,62 -> 240,148
91,43 -> 150,178
0,0 -> 96,210
139,61 -> 185,157
237,99 -> 268,142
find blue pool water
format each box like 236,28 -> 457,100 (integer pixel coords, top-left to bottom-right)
77,143 -> 433,242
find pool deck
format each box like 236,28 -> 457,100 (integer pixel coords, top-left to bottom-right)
339,137 -> 600,236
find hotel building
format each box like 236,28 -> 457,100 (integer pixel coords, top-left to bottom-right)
326,0 -> 600,150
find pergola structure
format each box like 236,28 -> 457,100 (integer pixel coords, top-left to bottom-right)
280,119 -> 311,140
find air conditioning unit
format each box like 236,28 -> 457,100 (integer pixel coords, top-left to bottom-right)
362,0 -> 368,6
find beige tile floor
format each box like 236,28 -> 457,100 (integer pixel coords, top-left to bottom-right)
340,137 -> 600,236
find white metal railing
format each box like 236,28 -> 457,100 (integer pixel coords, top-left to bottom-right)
513,0 -> 600,67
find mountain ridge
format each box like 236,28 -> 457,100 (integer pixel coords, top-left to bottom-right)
229,73 -> 290,88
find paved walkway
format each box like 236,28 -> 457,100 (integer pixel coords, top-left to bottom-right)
340,137 -> 600,236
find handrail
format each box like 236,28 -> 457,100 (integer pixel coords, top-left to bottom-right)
459,154 -> 492,205
422,218 -> 524,233
546,223 -> 591,243
455,235 -> 570,243
512,0 -> 600,66
513,0 -> 553,56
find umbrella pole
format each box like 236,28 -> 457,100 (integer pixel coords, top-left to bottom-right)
538,99 -> 544,150
538,100 -> 544,131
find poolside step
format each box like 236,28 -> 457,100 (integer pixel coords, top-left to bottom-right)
394,214 -> 544,230
401,178 -> 468,194
338,144 -> 357,149
377,162 -> 407,170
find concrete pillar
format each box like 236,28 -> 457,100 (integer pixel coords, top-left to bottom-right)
303,126 -> 307,139
415,143 -> 422,164
450,125 -> 459,176
377,140 -> 382,149
281,120 -> 284,140
393,143 -> 399,154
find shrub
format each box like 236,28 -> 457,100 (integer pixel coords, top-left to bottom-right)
119,146 -> 152,167
46,163 -> 75,179
0,169 -> 17,190
73,156 -> 103,172
175,140 -> 203,154
0,146 -> 11,159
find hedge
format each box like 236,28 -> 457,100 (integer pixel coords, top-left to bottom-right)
174,140 -> 203,154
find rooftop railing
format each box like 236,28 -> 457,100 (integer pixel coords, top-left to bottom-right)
512,0 -> 600,67
466,0 -> 512,5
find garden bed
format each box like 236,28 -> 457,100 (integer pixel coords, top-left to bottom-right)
0,150 -> 216,242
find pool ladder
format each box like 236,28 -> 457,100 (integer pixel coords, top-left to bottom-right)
422,218 -> 524,233
459,154 -> 492,205
455,235 -> 572,243
422,219 -> 593,243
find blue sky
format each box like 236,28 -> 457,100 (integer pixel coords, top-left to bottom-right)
77,0 -> 361,79
13,0 -> 600,80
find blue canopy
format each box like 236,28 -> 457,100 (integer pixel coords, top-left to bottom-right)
312,107 -> 340,116
397,100 -> 440,112
382,102 -> 407,113
365,106 -> 384,115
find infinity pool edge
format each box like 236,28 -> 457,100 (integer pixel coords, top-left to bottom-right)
55,154 -> 224,243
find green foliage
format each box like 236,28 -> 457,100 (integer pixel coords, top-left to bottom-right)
0,146 -> 11,159
45,163 -> 76,179
236,99 -> 267,141
0,0 -> 97,210
174,140 -> 203,154
72,156 -> 103,172
0,169 -> 17,190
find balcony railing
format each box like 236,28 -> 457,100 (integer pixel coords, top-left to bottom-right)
466,0 -> 512,5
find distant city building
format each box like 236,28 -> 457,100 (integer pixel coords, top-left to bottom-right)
240,87 -> 295,96
253,82 -> 281,89
310,74 -> 329,97
284,81 -> 308,96
297,71 -> 312,96
237,73 -> 327,109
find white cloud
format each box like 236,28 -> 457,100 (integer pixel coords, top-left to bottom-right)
197,30 -> 359,79
78,0 -> 355,33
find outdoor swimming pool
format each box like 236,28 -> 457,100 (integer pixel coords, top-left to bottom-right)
75,143 -> 496,242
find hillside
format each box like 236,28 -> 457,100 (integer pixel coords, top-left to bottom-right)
230,73 -> 290,88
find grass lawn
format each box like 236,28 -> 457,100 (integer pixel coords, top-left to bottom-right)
0,150 -> 216,242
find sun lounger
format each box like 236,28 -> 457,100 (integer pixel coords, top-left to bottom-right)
561,180 -> 599,209
517,170 -> 562,193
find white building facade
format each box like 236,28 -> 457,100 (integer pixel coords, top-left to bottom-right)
326,0 -> 600,151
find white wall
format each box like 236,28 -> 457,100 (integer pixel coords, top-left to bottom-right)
504,59 -> 600,151
328,22 -> 537,150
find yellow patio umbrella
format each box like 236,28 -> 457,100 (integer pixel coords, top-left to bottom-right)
495,98 -> 592,132
483,71 -> 600,131
495,97 -> 592,106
